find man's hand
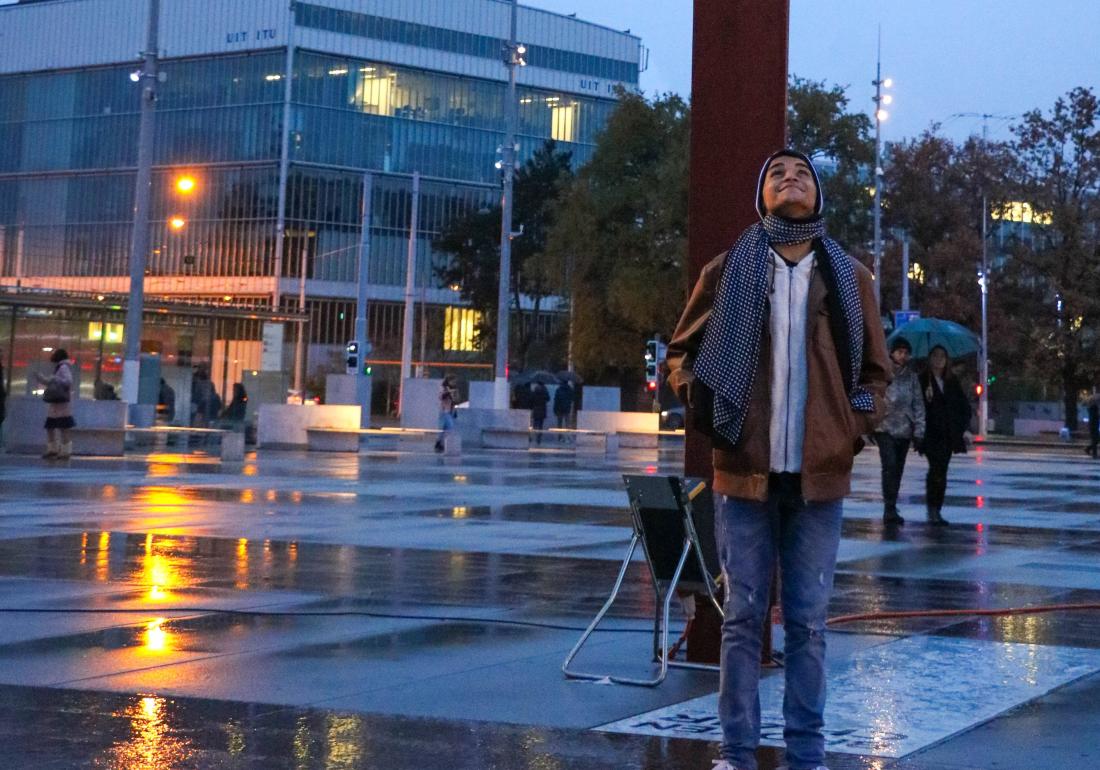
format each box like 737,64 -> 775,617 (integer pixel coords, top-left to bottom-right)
913,438 -> 925,455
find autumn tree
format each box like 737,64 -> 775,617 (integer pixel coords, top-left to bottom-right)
1001,87 -> 1100,427
787,76 -> 875,253
544,90 -> 689,392
434,140 -> 574,368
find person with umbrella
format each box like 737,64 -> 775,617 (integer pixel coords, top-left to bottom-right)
552,379 -> 574,430
529,381 -> 550,443
918,345 -> 971,526
876,337 -> 925,527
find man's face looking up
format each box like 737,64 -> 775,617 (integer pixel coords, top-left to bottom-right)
762,157 -> 818,219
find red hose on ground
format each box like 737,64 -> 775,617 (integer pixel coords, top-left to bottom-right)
827,602 -> 1100,626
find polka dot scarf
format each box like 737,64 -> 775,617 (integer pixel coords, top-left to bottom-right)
692,217 -> 874,448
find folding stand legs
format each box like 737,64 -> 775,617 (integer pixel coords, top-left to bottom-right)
561,535 -> 695,687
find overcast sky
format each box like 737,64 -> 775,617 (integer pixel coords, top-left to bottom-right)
529,0 -> 1100,144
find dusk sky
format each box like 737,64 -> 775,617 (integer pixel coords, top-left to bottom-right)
528,0 -> 1100,144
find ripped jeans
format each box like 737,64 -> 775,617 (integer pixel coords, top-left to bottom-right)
717,475 -> 844,770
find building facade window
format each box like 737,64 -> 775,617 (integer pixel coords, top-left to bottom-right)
292,2 -> 639,83
443,306 -> 480,352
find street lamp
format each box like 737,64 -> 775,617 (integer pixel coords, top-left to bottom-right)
168,216 -> 186,231
174,175 -> 197,195
121,0 -> 161,405
871,38 -> 893,308
493,0 -> 526,409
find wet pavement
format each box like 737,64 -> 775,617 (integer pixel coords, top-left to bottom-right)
0,443 -> 1098,768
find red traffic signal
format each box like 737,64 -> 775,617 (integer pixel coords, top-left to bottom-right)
975,384 -> 984,397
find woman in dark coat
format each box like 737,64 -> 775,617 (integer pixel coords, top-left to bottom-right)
918,345 -> 971,526
529,382 -> 550,443
222,383 -> 248,425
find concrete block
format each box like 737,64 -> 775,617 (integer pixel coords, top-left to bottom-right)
3,397 -> 128,454
482,428 -> 530,450
307,429 -> 361,453
467,381 -> 496,409
455,408 -> 530,446
618,431 -> 659,449
71,428 -> 125,457
325,374 -> 372,427
257,404 -> 361,448
576,432 -> 618,457
399,378 -> 443,429
579,386 -> 620,411
220,432 -> 245,461
444,431 -> 462,456
364,431 -> 401,451
578,410 -> 659,433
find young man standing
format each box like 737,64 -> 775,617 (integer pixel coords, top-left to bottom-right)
666,149 -> 890,770
876,337 -> 925,526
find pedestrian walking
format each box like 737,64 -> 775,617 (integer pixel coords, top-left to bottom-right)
37,348 -> 76,460
917,345 -> 971,526
1086,394 -> 1099,458
221,383 -> 248,428
434,375 -> 458,453
666,149 -> 890,770
190,367 -> 220,428
158,378 -> 176,424
875,337 -> 925,527
553,380 -> 574,430
529,381 -> 550,443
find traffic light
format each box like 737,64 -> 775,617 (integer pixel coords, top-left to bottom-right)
975,383 -> 984,397
645,337 -> 667,392
345,340 -> 359,375
645,339 -> 659,386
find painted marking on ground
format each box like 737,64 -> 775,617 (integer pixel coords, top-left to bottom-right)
595,636 -> 1100,757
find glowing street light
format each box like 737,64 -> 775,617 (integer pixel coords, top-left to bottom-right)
168,216 -> 186,231
174,175 -> 197,194
871,26 -> 894,307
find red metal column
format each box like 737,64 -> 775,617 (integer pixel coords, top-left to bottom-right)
685,0 -> 790,480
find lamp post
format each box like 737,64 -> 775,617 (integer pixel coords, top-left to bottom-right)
121,0 -> 160,405
494,0 -> 526,408
871,32 -> 892,308
979,199 -> 989,437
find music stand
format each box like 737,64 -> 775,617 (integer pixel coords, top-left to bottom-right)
561,474 -> 723,687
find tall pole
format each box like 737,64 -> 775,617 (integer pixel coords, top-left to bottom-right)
494,0 -> 521,408
399,172 -> 421,415
871,29 -> 883,308
121,0 -> 160,405
272,10 -> 296,312
901,236 -> 910,312
979,193 -> 989,437
355,172 -> 373,376
293,246 -> 307,396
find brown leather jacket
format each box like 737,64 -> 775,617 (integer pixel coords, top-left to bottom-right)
666,249 -> 891,502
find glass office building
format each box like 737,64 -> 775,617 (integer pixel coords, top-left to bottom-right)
0,0 -> 641,401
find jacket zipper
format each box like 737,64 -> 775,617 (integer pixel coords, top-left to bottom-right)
785,263 -> 795,471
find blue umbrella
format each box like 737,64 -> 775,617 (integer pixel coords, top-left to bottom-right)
887,317 -> 980,359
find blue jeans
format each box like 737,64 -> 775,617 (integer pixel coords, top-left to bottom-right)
717,476 -> 844,770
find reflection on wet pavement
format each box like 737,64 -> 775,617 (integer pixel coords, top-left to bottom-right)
1,447 -> 1100,768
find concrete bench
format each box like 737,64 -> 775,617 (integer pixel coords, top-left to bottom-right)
126,426 -> 243,461
307,427 -> 459,455
617,429 -> 685,449
539,428 -> 619,456
72,427 -> 126,457
482,427 -> 532,450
